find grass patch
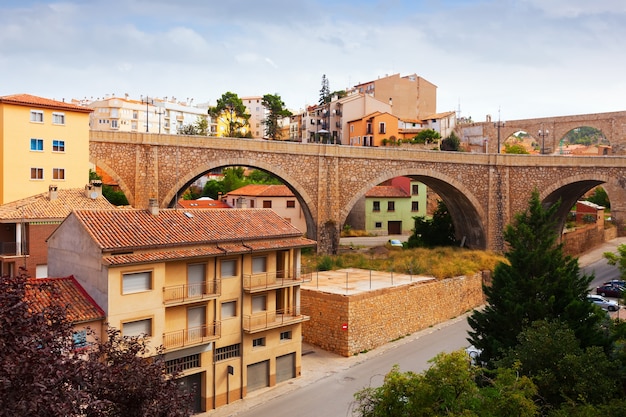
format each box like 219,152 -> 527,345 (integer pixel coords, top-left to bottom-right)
303,246 -> 505,279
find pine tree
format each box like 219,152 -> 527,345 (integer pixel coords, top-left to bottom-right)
467,189 -> 606,365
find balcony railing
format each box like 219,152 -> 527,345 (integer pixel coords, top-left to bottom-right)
0,242 -> 27,257
243,307 -> 309,333
243,270 -> 312,292
163,280 -> 220,304
163,322 -> 220,350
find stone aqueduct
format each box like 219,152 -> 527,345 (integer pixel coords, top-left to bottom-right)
89,111 -> 626,254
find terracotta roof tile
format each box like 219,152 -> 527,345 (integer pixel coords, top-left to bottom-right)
25,276 -> 105,324
177,199 -> 232,209
71,208 -> 306,251
0,188 -> 117,222
225,184 -> 294,197
365,186 -> 410,198
0,94 -> 93,113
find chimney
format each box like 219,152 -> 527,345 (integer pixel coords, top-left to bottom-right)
148,198 -> 159,216
48,185 -> 58,200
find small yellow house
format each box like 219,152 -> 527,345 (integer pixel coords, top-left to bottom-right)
47,206 -> 315,413
0,94 -> 92,204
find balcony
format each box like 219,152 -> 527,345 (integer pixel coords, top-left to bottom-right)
0,241 -> 28,257
163,322 -> 220,351
243,271 -> 312,292
163,280 -> 220,305
243,308 -> 309,333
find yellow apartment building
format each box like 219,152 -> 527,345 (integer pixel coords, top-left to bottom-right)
0,94 -> 92,204
46,206 -> 315,413
347,111 -> 402,146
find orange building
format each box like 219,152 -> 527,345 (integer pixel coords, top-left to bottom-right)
347,111 -> 402,146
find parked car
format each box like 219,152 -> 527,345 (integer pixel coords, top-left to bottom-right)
389,239 -> 403,247
603,279 -> 626,288
465,345 -> 483,365
587,294 -> 620,311
596,284 -> 624,298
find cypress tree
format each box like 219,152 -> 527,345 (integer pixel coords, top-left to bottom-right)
467,189 -> 607,365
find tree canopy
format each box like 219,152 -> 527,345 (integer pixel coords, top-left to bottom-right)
439,131 -> 461,151
407,200 -> 457,248
261,93 -> 292,140
467,189 -> 606,365
178,116 -> 209,136
208,92 -> 250,138
0,273 -> 193,416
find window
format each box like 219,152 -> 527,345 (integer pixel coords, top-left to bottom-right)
350,125 -> 354,133
221,259 -> 237,278
387,201 -> 395,212
286,200 -> 295,208
214,343 -> 241,361
250,200 -> 255,208
379,122 -> 386,134
52,112 -> 65,125
412,201 -> 419,212
366,123 -> 372,134
372,201 -> 380,212
30,168 -> 43,180
52,168 -> 65,180
30,110 -> 43,123
221,301 -> 237,319
375,222 -> 382,228
252,257 -> 267,274
122,271 -> 152,294
252,295 -> 266,313
72,330 -> 88,350
166,354 -> 200,374
52,140 -> 65,152
280,331 -> 292,341
252,337 -> 265,347
412,184 -> 420,195
263,200 -> 272,208
30,138 -> 43,151
123,318 -> 152,337
111,120 -> 118,128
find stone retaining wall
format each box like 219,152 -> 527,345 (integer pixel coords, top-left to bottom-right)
301,272 -> 486,357
563,224 -> 616,256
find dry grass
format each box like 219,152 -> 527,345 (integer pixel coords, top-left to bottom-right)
304,246 -> 506,280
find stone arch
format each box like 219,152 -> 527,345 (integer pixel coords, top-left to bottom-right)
89,158 -> 135,206
340,168 -> 487,249
161,156 -> 319,239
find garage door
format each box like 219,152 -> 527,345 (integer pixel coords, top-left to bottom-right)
276,353 -> 295,383
388,221 -> 402,234
247,360 -> 269,392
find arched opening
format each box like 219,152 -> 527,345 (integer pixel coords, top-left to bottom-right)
559,126 -> 610,156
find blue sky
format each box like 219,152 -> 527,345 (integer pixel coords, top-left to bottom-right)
1,0 -> 624,121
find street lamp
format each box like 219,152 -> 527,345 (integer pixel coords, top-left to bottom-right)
538,127 -> 550,154
141,95 -> 153,133
155,107 -> 164,134
494,120 -> 505,153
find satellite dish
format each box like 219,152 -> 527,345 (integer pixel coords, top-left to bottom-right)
90,191 -> 98,199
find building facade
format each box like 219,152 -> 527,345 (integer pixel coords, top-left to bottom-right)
0,94 -> 93,204
223,184 -> 307,234
47,207 -> 315,412
365,178 -> 428,235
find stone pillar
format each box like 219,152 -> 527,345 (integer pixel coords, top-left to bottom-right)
134,142 -> 160,209
315,147 -> 342,254
487,155 -> 508,252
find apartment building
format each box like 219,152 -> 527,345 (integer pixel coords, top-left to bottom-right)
0,182 -> 115,278
347,111 -> 402,147
89,95 -> 212,135
350,73 -> 437,120
241,96 -> 265,138
47,207 -> 315,412
223,184 -> 307,234
0,94 -> 92,204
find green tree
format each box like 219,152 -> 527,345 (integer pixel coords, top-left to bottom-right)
603,243 -> 626,280
201,179 -> 224,200
319,74 -> 330,105
440,131 -> 461,151
261,93 -> 292,140
467,189 -> 606,365
586,186 -> 610,209
407,200 -> 457,248
503,142 -> 530,154
209,92 -> 250,138
353,350 -> 538,417
247,169 -> 282,184
413,129 -> 441,144
89,170 -> 129,206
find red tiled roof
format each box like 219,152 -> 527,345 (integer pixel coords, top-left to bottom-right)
0,188 -> 117,222
0,94 -> 93,113
177,199 -> 231,209
365,186 -> 410,198
25,276 -> 105,324
225,184 -> 294,198
70,208 -> 306,251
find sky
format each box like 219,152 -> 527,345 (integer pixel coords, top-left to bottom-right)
1,0 -> 625,122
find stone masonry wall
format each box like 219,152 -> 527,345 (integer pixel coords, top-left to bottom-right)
302,272 -> 485,357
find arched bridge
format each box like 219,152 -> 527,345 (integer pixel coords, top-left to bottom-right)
90,131 -> 626,254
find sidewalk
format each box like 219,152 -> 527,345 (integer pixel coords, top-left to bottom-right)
201,238 -> 626,416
